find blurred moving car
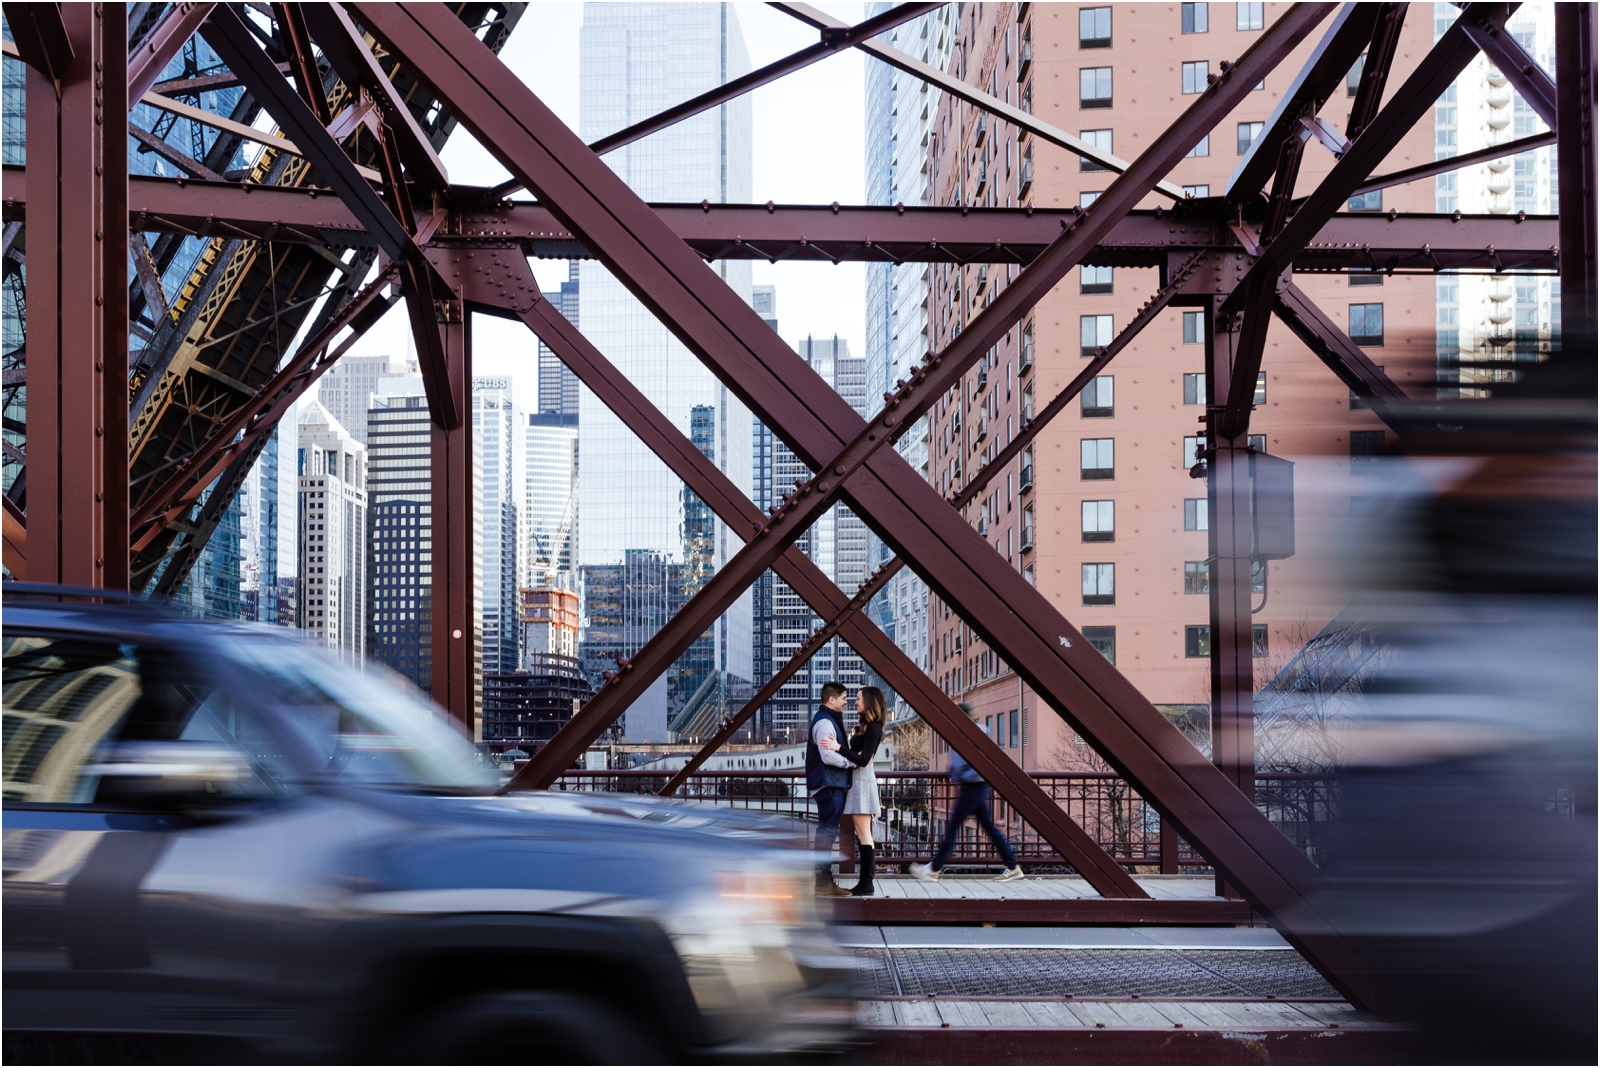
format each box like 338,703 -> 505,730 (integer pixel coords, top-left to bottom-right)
2,586 -> 856,1064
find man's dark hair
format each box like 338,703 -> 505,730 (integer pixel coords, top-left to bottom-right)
819,681 -> 847,704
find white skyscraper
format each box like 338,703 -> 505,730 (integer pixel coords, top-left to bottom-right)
864,4 -> 954,715
526,411 -> 578,590
475,377 -> 523,677
576,3 -> 754,725
317,354 -> 417,444
296,401 -> 366,662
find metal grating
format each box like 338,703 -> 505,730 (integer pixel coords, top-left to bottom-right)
846,946 -> 1340,1000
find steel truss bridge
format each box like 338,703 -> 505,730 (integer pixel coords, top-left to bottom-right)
0,0 -> 1594,1052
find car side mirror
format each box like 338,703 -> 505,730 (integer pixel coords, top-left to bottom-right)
87,742 -> 262,811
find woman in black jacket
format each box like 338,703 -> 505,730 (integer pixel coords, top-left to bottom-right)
841,687 -> 887,896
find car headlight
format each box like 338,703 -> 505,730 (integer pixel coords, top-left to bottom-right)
663,865 -> 819,1040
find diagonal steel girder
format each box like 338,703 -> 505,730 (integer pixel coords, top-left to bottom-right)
357,2 -> 1405,1010
1460,7 -> 1558,130
658,251 -> 1214,797
1272,282 -> 1413,433
436,245 -> 1146,899
1216,2 -> 1516,441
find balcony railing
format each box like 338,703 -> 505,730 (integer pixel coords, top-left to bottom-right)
546,769 -> 1343,870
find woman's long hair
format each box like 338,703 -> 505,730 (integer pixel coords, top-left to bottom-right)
856,686 -> 887,729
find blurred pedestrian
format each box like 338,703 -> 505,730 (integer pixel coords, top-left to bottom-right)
912,720 -> 1022,882
806,681 -> 854,896
840,686 -> 887,896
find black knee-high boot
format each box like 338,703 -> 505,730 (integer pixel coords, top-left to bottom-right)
849,844 -> 876,896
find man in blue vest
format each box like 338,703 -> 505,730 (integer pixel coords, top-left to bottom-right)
806,681 -> 854,896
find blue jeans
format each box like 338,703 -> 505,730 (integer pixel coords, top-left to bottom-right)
931,784 -> 1019,870
813,785 -> 846,857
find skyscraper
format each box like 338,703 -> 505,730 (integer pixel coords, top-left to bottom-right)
296,401 -> 366,662
526,412 -> 579,590
863,3 -> 953,716
365,383 -> 432,690
576,3 -> 754,736
475,377 -> 523,677
318,354 -> 418,444
538,262 -> 581,417
749,285 -> 779,739
239,428 -> 281,623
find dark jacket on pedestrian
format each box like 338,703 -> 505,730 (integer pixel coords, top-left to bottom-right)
806,706 -> 853,791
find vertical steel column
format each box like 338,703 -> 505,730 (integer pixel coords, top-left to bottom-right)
24,3 -> 128,589
1556,2 -> 1598,352
430,305 -> 474,732
1206,299 -> 1254,897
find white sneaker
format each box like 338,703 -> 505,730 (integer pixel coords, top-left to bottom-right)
994,866 -> 1024,882
910,862 -> 941,881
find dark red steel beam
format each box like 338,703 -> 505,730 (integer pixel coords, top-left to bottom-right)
1555,3 -> 1596,347
494,2 -> 1333,791
7,168 -> 1561,269
200,3 -> 459,429
1228,3 -> 1383,202
1273,282 -> 1412,431
272,2 -> 333,125
488,2 -> 940,198
2,494 -> 24,578
431,307 -> 474,728
9,2 -> 75,86
26,3 -> 128,590
359,2 -> 1404,1011
1344,4 -> 1408,141
304,3 -> 450,190
128,3 -> 216,105
1217,1 -> 1515,440
435,247 -> 1147,899
1461,7 -> 1558,130
1350,130 -> 1556,196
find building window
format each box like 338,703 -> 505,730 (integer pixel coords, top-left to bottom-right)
1009,710 -> 1019,748
1349,303 -> 1384,346
1253,624 -> 1269,658
1184,498 -> 1209,531
1237,2 -> 1264,30
1185,625 -> 1210,658
1082,500 -> 1114,542
1183,372 -> 1206,405
1080,190 -> 1101,208
1347,53 -> 1365,97
1184,561 -> 1210,594
1081,438 -> 1114,480
1081,313 -> 1113,355
1182,61 -> 1209,95
1182,2 -> 1208,34
1182,435 -> 1204,469
1081,376 -> 1114,417
1083,625 -> 1116,665
1183,183 -> 1210,198
1348,189 -> 1382,211
1021,504 -> 1035,551
1183,311 -> 1204,344
1185,135 -> 1211,158
1237,121 -> 1264,155
1081,264 -> 1113,294
1253,372 -> 1266,405
1082,563 -> 1115,606
1079,6 -> 1111,47
1349,269 -> 1384,287
1080,66 -> 1113,108
1249,433 -> 1267,452
1350,430 -> 1385,471
1080,128 -> 1112,171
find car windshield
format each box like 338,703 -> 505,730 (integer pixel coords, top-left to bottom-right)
219,634 -> 495,793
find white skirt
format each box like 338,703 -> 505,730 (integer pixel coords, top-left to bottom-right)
843,762 -> 880,816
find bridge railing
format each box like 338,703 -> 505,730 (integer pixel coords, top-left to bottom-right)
546,769 -> 1339,871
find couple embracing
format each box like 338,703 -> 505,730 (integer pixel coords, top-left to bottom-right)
805,681 -> 886,897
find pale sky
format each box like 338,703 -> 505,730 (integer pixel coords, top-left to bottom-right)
341,3 -> 870,417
